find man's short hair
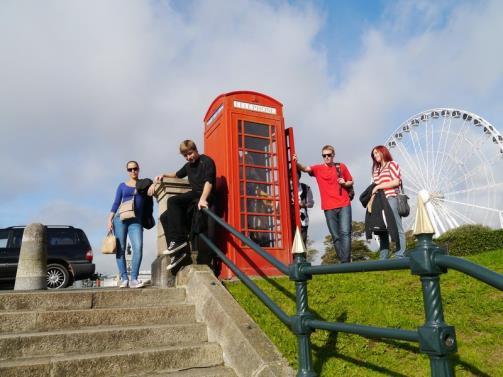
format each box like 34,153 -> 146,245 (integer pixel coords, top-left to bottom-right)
179,140 -> 198,154
321,145 -> 335,154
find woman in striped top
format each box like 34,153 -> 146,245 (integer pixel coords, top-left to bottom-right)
371,145 -> 406,259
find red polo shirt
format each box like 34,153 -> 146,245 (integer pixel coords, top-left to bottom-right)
310,163 -> 353,210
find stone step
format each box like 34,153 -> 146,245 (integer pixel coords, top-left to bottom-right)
0,287 -> 186,312
0,343 -> 224,377
0,304 -> 196,334
133,365 -> 238,377
0,323 -> 208,361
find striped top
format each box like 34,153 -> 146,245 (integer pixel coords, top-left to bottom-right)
372,161 -> 401,198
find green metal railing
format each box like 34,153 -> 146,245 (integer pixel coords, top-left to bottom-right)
199,208 -> 503,377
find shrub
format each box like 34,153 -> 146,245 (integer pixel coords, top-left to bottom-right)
435,224 -> 503,256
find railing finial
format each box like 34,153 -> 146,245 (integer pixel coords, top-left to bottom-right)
291,227 -> 307,254
413,191 -> 436,236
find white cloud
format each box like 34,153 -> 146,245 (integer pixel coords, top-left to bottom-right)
1,0 -> 501,272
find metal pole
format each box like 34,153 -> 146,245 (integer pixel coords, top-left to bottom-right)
410,234 -> 457,377
292,252 -> 316,377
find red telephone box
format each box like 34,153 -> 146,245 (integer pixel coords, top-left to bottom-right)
203,91 -> 298,279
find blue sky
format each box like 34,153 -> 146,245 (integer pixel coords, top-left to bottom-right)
1,0 -> 502,273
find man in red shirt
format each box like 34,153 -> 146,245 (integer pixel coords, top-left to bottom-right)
294,145 -> 353,263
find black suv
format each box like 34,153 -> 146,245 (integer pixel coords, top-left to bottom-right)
0,226 -> 96,289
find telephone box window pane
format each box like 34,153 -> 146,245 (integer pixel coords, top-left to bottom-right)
245,151 -> 273,167
247,215 -> 273,229
243,182 -> 272,196
244,121 -> 270,137
249,182 -> 273,196
246,198 -> 274,214
244,136 -> 271,152
250,233 -> 275,248
246,166 -> 275,182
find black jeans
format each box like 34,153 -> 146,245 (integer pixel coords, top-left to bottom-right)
160,191 -> 199,243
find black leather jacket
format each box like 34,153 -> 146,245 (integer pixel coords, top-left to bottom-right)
364,189 -> 400,249
136,178 -> 155,229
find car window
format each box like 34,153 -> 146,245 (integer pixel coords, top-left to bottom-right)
76,229 -> 90,245
10,229 -> 24,248
48,229 -> 77,246
0,230 -> 9,248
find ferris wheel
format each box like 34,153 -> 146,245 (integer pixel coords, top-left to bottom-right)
385,108 -> 503,236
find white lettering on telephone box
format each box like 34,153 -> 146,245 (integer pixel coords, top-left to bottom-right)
233,101 -> 277,115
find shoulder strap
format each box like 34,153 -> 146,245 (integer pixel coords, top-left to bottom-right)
335,163 -> 342,195
335,162 -> 341,177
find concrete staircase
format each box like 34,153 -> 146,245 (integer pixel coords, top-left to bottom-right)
0,288 -> 237,377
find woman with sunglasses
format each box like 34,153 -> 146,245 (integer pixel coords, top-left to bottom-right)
370,145 -> 406,259
107,161 -> 146,288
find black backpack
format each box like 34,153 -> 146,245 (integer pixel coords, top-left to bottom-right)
335,163 -> 355,201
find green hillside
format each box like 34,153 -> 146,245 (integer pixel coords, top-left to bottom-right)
225,250 -> 503,376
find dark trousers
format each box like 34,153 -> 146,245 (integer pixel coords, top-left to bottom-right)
160,191 -> 199,243
324,205 -> 352,263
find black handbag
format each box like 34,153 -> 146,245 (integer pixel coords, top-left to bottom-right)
397,181 -> 410,217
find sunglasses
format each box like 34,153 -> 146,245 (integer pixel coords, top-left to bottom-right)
127,167 -> 139,172
322,153 -> 333,158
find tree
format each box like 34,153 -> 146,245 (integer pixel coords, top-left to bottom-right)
305,238 -> 319,263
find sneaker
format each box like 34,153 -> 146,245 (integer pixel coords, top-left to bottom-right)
119,280 -> 129,288
130,279 -> 145,289
167,252 -> 186,270
163,241 -> 188,255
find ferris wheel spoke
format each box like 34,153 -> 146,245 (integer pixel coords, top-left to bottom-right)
444,178 -> 503,196
431,200 -> 459,229
400,130 -> 428,188
413,127 -> 433,191
448,118 -> 478,173
443,183 -> 503,197
394,140 -> 429,190
437,197 -> 502,213
432,115 -> 449,179
440,143 -> 496,193
442,159 -> 481,190
403,185 -> 419,195
435,119 -> 472,187
425,119 -> 431,187
432,116 -> 454,187
408,129 -> 431,189
436,201 -> 476,225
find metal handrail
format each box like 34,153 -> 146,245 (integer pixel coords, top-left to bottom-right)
203,207 -> 289,275
434,254 -> 503,290
199,232 -> 291,326
304,257 -> 410,275
200,208 -> 503,377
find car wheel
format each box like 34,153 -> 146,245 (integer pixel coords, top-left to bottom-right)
47,264 -> 70,289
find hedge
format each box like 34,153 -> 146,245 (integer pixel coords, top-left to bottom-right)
435,224 -> 503,256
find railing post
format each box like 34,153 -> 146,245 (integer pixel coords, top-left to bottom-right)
290,251 -> 316,377
409,234 -> 457,377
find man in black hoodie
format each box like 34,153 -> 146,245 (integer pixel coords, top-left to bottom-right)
150,140 -> 216,270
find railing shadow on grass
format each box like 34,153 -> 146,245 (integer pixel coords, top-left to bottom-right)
200,208 -> 503,377
254,276 -> 414,376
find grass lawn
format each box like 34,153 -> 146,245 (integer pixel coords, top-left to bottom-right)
225,250 -> 503,376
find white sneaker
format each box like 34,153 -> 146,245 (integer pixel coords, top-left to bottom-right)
163,241 -> 188,255
130,279 -> 145,289
119,280 -> 129,288
167,253 -> 186,270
